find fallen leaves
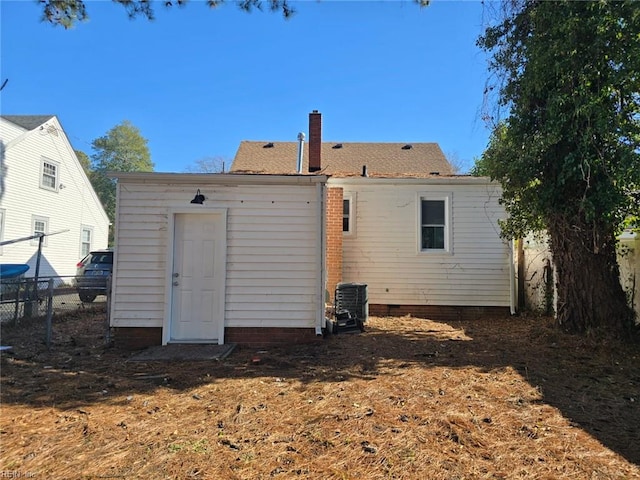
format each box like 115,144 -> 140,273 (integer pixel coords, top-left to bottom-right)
1,313 -> 639,478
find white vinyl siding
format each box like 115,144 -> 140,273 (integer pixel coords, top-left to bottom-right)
0,116 -> 109,277
111,178 -> 324,330
332,179 -> 511,307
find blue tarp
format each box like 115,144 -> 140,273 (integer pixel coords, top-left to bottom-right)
0,264 -> 30,279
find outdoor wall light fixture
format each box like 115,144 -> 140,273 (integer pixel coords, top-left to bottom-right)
190,189 -> 205,204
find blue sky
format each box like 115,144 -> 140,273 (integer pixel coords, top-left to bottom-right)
1,0 -> 492,173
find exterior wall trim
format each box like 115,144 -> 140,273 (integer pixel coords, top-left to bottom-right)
112,172 -> 328,186
328,176 -> 497,187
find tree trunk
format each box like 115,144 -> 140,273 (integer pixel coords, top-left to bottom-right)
547,216 -> 636,338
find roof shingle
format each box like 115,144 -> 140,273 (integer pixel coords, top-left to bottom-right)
231,141 -> 453,177
1,115 -> 55,131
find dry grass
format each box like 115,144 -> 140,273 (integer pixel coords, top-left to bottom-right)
1,310 -> 639,479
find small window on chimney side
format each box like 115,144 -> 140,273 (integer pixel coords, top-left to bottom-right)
263,142 -> 274,148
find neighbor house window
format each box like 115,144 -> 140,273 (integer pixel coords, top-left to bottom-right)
40,158 -> 59,191
81,226 -> 93,257
31,216 -> 49,246
0,209 -> 5,255
343,193 -> 355,235
419,194 -> 452,252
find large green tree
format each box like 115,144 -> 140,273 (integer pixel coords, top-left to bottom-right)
475,1 -> 640,337
90,120 -> 153,232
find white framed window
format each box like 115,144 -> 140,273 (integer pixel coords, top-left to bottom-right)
0,209 -> 5,255
80,226 -> 93,257
418,193 -> 452,253
40,158 -> 59,191
31,215 -> 49,246
343,193 -> 356,235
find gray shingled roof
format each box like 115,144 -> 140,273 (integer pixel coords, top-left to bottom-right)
231,141 -> 453,177
1,115 -> 55,131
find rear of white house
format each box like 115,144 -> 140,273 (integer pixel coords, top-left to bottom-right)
328,176 -> 513,319
110,173 -> 327,349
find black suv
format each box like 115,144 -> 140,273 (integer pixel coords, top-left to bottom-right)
76,249 -> 113,302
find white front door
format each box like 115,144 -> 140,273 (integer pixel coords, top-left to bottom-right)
170,212 -> 225,343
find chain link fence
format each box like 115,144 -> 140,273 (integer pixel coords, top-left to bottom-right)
0,275 -> 110,347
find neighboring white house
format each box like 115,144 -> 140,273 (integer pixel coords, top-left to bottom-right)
108,172 -> 327,349
0,115 -> 109,278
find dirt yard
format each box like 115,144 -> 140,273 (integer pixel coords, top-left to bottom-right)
1,310 -> 639,479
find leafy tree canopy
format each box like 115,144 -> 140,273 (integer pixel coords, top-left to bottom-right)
74,149 -> 91,175
90,120 -> 153,229
477,0 -> 640,239
38,0 -> 431,28
40,0 -> 293,27
91,120 -> 153,173
475,0 -> 639,337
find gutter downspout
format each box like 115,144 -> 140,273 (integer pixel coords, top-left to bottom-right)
316,182 -> 326,336
296,132 -> 305,174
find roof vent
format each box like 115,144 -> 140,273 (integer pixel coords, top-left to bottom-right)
332,143 -> 343,149
430,171 -> 440,176
402,144 -> 413,150
263,142 -> 274,148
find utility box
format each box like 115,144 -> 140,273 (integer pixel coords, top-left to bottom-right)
335,282 -> 368,323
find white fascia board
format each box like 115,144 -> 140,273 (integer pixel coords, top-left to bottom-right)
327,176 -> 497,187
109,172 -> 328,186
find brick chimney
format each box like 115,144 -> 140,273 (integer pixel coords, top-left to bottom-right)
308,110 -> 321,172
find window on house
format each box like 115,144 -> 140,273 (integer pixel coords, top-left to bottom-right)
41,158 -> 59,191
343,199 -> 350,233
420,196 -> 451,252
81,226 -> 93,257
342,193 -> 355,235
0,209 -> 5,255
31,216 -> 49,246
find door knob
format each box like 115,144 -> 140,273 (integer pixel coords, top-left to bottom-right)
173,281 -> 179,286
173,273 -> 180,277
